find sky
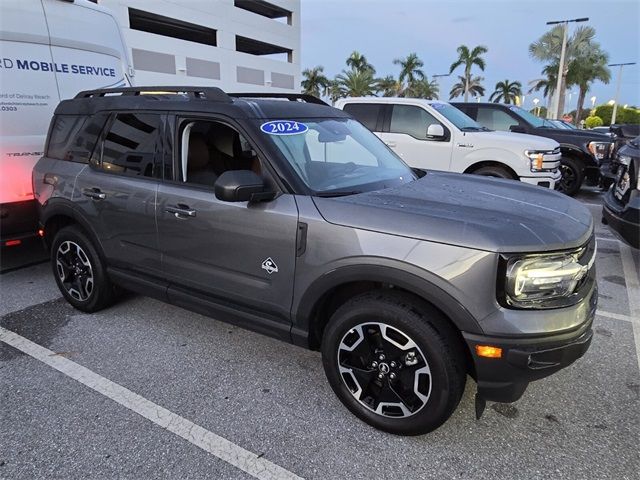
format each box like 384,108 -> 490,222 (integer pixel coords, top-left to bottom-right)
300,0 -> 640,109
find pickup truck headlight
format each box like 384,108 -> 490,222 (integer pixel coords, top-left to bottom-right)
501,240 -> 596,309
587,141 -> 611,161
525,150 -> 558,172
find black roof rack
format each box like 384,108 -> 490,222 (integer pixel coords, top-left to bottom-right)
228,92 -> 328,106
74,86 -> 232,103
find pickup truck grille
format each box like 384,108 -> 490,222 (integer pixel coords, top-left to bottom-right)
541,148 -> 561,171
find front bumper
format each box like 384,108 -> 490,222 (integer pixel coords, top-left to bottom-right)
602,187 -> 640,248
520,169 -> 562,189
463,287 -> 597,403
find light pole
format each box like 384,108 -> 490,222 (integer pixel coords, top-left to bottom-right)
590,96 -> 596,109
533,98 -> 540,116
546,17 -> 589,119
432,73 -> 450,95
608,62 -> 636,124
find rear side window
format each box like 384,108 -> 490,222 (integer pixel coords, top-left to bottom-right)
47,114 -> 107,163
342,103 -> 382,131
476,107 -> 519,132
390,105 -> 439,140
99,113 -> 161,177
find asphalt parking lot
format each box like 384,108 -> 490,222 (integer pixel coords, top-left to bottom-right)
1,188 -> 639,480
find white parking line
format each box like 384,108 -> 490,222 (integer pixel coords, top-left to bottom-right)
596,236 -> 621,244
597,310 -> 638,324
618,242 -> 640,371
0,327 -> 302,480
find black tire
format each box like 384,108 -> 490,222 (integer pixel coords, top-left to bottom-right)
321,291 -> 466,436
556,156 -> 584,196
471,165 -> 516,180
50,225 -> 117,312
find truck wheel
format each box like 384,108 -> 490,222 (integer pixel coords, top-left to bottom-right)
321,291 -> 466,436
556,157 -> 584,196
51,226 -> 117,313
471,165 -> 516,179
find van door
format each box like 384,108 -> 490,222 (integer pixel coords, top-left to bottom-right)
74,112 -> 163,276
41,0 -> 131,99
379,104 -> 452,171
0,0 -> 59,210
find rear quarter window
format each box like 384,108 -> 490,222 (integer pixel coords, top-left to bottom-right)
47,114 -> 108,163
342,103 -> 382,131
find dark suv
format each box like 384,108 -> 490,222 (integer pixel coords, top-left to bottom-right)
34,87 -> 597,435
452,102 -> 613,196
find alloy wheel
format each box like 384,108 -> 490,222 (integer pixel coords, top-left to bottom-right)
337,322 -> 431,418
55,240 -> 94,301
558,164 -> 576,193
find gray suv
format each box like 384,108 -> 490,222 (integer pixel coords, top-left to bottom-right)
33,87 -> 597,435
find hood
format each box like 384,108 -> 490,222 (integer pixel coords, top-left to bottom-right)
467,130 -> 559,150
536,127 -> 612,143
313,172 -> 593,253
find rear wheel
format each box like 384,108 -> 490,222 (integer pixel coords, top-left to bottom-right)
556,156 -> 584,196
471,165 -> 516,180
321,291 -> 466,435
51,226 -> 117,312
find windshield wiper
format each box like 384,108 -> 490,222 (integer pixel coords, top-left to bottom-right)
460,126 -> 484,131
315,190 -> 362,198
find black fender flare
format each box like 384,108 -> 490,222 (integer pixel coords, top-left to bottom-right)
41,198 -> 105,256
558,143 -> 595,168
291,263 -> 484,349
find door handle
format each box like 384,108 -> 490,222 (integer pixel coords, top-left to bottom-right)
166,204 -> 196,218
82,188 -> 106,200
385,141 -> 397,148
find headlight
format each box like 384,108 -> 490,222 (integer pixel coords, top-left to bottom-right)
587,141 -> 611,161
525,150 -> 547,171
501,241 -> 596,309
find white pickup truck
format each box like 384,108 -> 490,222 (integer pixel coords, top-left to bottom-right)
335,97 -> 561,189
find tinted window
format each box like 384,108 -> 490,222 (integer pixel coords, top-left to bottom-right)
342,104 -> 382,131
390,105 -> 439,140
476,107 -> 519,131
47,114 -> 107,163
100,113 -> 160,177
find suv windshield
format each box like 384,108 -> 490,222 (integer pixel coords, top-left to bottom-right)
431,103 -> 487,131
259,118 -> 416,194
508,106 -> 554,128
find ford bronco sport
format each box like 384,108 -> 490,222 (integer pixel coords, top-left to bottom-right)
33,87 -> 597,435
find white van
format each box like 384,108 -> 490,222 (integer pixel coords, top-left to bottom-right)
335,97 -> 562,189
0,0 -> 133,244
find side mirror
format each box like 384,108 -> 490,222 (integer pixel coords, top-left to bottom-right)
509,125 -> 526,134
426,123 -> 445,139
214,170 -> 274,202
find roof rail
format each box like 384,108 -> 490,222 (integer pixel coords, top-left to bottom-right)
228,92 -> 329,106
74,86 -> 232,102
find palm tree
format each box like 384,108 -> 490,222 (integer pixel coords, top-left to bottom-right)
449,75 -> 485,100
326,80 -> 343,103
489,79 -> 522,104
528,64 -> 558,100
449,45 -> 488,102
567,47 -> 610,124
529,25 -> 596,116
393,53 -> 425,93
376,75 -> 402,97
335,69 -> 377,97
346,51 -> 375,74
301,66 -> 329,98
405,78 -> 439,100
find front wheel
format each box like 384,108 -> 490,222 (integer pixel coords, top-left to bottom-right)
321,291 -> 466,435
556,157 -> 584,196
471,165 -> 516,180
